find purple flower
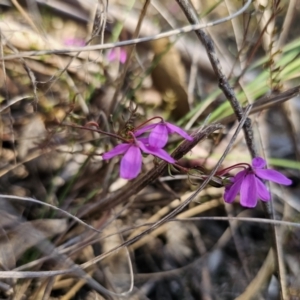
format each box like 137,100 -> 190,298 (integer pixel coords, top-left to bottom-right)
224,157 -> 292,208
64,38 -> 85,47
134,121 -> 193,148
102,139 -> 175,180
107,48 -> 127,64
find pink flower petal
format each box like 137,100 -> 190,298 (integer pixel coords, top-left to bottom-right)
64,38 -> 85,46
120,145 -> 142,179
165,123 -> 193,141
108,48 -> 127,64
224,171 -> 246,203
102,143 -> 131,160
149,124 -> 168,148
255,169 -> 292,185
252,157 -> 266,169
240,174 -> 257,207
119,49 -> 127,64
139,142 -> 175,164
233,169 -> 248,182
107,49 -> 117,61
255,178 -> 270,201
134,124 -> 156,137
137,137 -> 149,145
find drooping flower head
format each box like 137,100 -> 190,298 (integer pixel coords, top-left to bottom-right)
224,157 -> 292,208
102,136 -> 175,180
134,121 -> 193,148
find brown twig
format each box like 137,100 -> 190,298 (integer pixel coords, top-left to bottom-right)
174,0 -> 285,298
176,0 -> 257,157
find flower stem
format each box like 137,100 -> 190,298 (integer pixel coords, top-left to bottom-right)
63,123 -> 129,142
134,116 -> 163,131
216,163 -> 250,176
